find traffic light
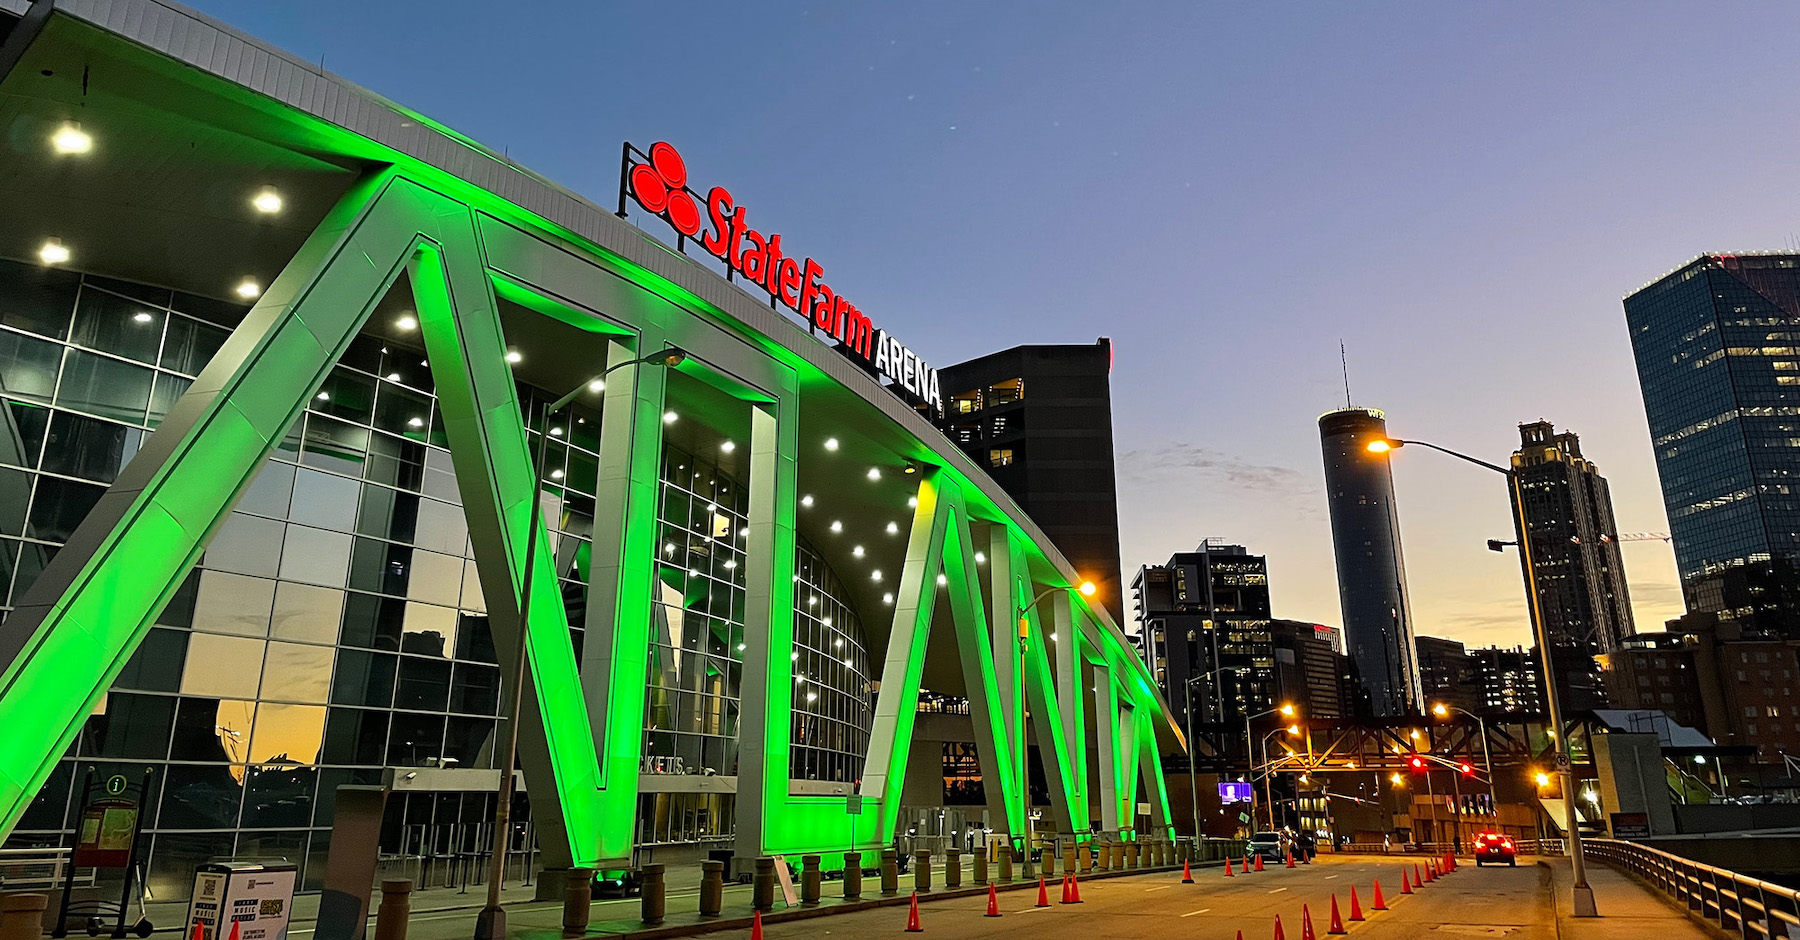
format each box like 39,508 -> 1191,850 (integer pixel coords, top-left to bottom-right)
1407,754 -> 1428,774
1459,762 -> 1475,777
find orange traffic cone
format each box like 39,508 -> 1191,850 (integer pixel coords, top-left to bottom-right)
1400,869 -> 1413,895
751,910 -> 765,940
1349,886 -> 1364,921
905,891 -> 923,932
1328,895 -> 1346,935
1068,873 -> 1083,903
1243,854 -> 1252,872
1225,857 -> 1236,877
1036,876 -> 1051,908
226,924 -> 239,940
1285,850 -> 1296,868
1254,853 -> 1265,872
1273,915 -> 1286,940
191,922 -> 206,940
1424,860 -> 1435,883
1301,904 -> 1317,940
1182,858 -> 1194,884
1414,862 -> 1425,885
1371,879 -> 1388,910
985,883 -> 1001,917
1238,932 -> 1245,940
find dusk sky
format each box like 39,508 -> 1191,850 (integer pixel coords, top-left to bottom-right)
188,1 -> 1800,649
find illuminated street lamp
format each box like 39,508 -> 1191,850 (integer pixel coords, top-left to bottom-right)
1248,704 -> 1297,830
1432,701 -> 1498,816
1366,434 -> 1596,916
477,345 -> 686,940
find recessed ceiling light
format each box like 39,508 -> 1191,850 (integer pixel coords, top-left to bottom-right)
724,559 -> 736,569
588,379 -> 605,392
871,570 -> 883,582
842,657 -> 854,667
907,496 -> 919,508
721,440 -> 735,453
37,238 -> 69,265
132,311 -> 154,324
386,372 -> 401,382
395,314 -> 417,331
883,592 -> 894,604
829,520 -> 842,533
316,391 -> 330,401
936,573 -> 948,586
800,494 -> 814,507
550,469 -> 564,479
886,521 -> 899,534
737,643 -> 746,651
50,122 -> 92,155
1049,632 -> 1059,642
550,427 -> 564,437
251,186 -> 283,214
505,349 -> 523,364
791,651 -> 800,661
974,551 -> 987,564
852,545 -> 864,558
824,437 -> 839,451
663,411 -> 678,424
739,527 -> 749,538
832,637 -> 842,646
407,416 -> 424,428
866,467 -> 881,481
806,692 -> 818,703
663,543 -> 675,555
235,278 -> 262,299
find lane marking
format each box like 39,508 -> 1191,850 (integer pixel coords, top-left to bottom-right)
1269,887 -> 1288,894
1181,908 -> 1213,918
1146,885 -> 1175,891
1016,906 -> 1053,913
1326,874 -> 1339,879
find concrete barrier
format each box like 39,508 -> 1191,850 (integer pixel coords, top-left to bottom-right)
842,852 -> 862,900
374,879 -> 411,940
880,849 -> 899,897
913,850 -> 932,893
753,857 -> 776,912
944,848 -> 961,889
699,860 -> 724,916
561,868 -> 592,933
640,864 -> 665,925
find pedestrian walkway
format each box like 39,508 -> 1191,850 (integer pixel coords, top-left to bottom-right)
1540,856 -> 1715,940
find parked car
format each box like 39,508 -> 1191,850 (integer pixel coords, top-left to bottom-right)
1246,832 -> 1285,861
1473,831 -> 1516,867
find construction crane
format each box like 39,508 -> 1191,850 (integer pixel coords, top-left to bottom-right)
1489,532 -> 1672,551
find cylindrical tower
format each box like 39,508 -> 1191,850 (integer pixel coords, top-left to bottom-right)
1318,407 -> 1422,717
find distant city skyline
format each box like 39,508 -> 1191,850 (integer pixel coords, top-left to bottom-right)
182,1 -> 1800,648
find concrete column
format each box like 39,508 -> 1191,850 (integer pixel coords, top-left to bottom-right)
373,879 -> 411,940
640,864 -> 666,925
753,857 -> 776,912
880,849 -> 899,896
843,852 -> 863,900
800,855 -> 821,906
560,868 -> 592,933
913,850 -> 933,893
944,848 -> 962,889
698,861 -> 724,916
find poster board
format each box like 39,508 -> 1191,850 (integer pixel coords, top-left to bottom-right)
187,863 -> 297,940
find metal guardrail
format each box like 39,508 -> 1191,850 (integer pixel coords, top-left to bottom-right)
0,847 -> 93,889
1577,838 -> 1800,940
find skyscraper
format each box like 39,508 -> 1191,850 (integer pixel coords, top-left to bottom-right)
934,340 -> 1125,622
1132,544 -> 1273,728
1508,421 -> 1635,710
1319,407 -> 1423,716
1625,254 -> 1800,635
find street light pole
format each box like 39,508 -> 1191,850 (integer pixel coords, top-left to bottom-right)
475,346 -> 685,940
1367,436 -> 1595,916
1434,703 -> 1498,827
1017,580 -> 1095,880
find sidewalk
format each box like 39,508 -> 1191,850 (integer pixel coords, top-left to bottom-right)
1540,856 -> 1719,940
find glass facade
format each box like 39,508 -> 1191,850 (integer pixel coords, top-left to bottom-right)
0,258 -> 871,895
1625,255 -> 1800,586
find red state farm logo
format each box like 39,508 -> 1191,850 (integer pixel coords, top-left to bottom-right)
629,142 -> 701,236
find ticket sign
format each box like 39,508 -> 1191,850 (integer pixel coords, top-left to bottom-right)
1219,782 -> 1255,804
187,863 -> 297,940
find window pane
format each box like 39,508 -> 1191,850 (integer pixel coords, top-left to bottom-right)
237,461 -> 296,519
0,400 -> 49,468
355,485 -> 417,542
386,713 -> 445,766
278,525 -> 352,588
203,513 -> 284,579
321,708 -> 388,765
0,467 -> 30,536
364,433 -> 424,491
412,498 -> 466,555
270,582 -> 343,645
26,474 -> 105,542
300,415 -> 369,477
179,633 -> 265,699
248,702 -> 327,763
405,551 -> 461,607
331,650 -> 396,709
160,316 -> 229,376
71,287 -> 164,364
190,570 -> 276,638
395,657 -> 450,711
312,369 -> 376,425
80,692 -> 173,760
372,383 -> 431,438
450,663 -> 499,715
148,372 -> 192,428
56,349 -> 152,424
289,468 -> 360,532
113,627 -> 188,693
260,643 -> 333,705
41,411 -> 137,484
0,261 -> 77,339
242,767 -> 317,829
400,602 -> 456,657
159,764 -> 244,829
0,331 -> 63,403
339,592 -> 404,651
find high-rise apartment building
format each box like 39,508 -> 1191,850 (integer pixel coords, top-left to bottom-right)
1508,421 -> 1635,710
1625,254 -> 1800,635
1470,646 -> 1544,715
935,340 -> 1125,623
1319,407 -> 1423,716
1133,544 -> 1273,728
1415,635 -> 1483,714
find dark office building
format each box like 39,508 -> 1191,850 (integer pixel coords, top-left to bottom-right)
1469,646 -> 1544,715
1271,619 -> 1351,719
1415,635 -> 1483,714
1509,421 -> 1635,710
1133,544 -> 1273,728
1625,254 -> 1800,636
1319,407 -> 1423,716
935,340 -> 1124,622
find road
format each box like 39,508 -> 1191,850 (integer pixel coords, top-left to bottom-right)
748,854 -> 1554,940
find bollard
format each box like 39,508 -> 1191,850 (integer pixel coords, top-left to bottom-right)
640,864 -> 666,925
753,857 -> 776,912
1129,842 -> 1142,869
799,855 -> 821,907
0,894 -> 48,940
945,848 -> 961,889
913,850 -> 933,893
699,861 -> 724,916
998,848 -> 1014,883
1041,844 -> 1056,879
1079,843 -> 1093,872
1063,844 -> 1077,875
561,868 -> 593,934
1098,843 -> 1112,871
880,849 -> 899,897
374,879 -> 412,940
843,852 -> 863,900
973,847 -> 989,885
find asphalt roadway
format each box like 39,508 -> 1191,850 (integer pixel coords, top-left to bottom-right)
745,854 -> 1553,940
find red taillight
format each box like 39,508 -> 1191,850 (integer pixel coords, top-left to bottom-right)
1502,839 -> 1513,848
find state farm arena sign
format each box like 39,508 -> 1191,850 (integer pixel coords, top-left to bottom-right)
619,141 -> 942,410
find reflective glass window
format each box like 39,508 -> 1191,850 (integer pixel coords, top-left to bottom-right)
449,662 -> 499,714
242,766 -> 317,829
395,657 -> 450,711
289,468 -> 359,532
279,525 -> 352,588
0,467 -> 29,536
364,433 -> 424,491
400,602 -> 456,657
247,702 -> 328,763
260,643 -> 333,705
411,498 -> 466,555
355,485 -> 416,542
203,513 -> 284,579
56,349 -> 152,424
300,415 -> 369,478
237,461 -> 295,520
160,316 -> 229,377
386,713 -> 445,766
190,571 -> 276,638
179,633 -> 265,699
113,627 -> 188,693
405,551 -> 462,608
331,650 -> 396,708
312,369 -> 376,425
0,400 -> 49,468
80,692 -> 173,760
0,331 -> 63,404
26,474 -> 104,542
372,383 -> 430,438
71,288 -> 164,364
158,764 -> 244,830
340,592 -> 405,652
321,707 -> 387,765
42,411 -> 142,484
0,261 -> 77,339
270,582 -> 343,645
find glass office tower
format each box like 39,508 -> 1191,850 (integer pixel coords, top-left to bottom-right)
1625,254 -> 1800,633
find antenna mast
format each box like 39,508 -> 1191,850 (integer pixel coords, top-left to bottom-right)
1340,340 -> 1352,408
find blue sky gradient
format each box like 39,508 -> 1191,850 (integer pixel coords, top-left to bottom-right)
187,1 -> 1800,646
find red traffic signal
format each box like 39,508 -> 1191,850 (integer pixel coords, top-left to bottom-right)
1407,754 -> 1428,773
1459,762 -> 1475,776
